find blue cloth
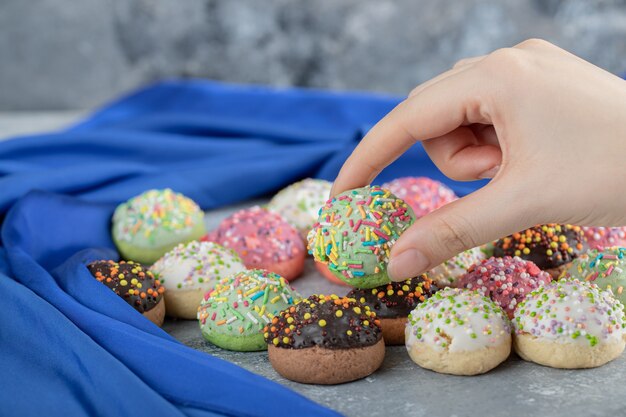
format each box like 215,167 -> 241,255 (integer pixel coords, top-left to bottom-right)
0,80 -> 487,417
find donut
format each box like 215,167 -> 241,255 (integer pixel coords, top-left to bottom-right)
381,177 -> 457,218
347,274 -> 438,345
264,294 -> 385,384
267,178 -> 332,240
197,269 -> 301,351
112,189 -> 206,265
513,279 -> 626,369
561,247 -> 626,309
427,247 -> 485,288
150,240 -> 246,319
314,261 -> 350,286
582,227 -> 626,250
308,185 -> 415,288
493,224 -> 587,279
207,206 -> 305,281
457,256 -> 552,319
405,288 -> 512,375
87,260 -> 165,326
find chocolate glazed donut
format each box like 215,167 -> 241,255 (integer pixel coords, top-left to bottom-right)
265,294 -> 385,384
348,274 -> 438,345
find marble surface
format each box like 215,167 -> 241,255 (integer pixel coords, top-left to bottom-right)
3,113 -> 626,416
2,0 -> 626,110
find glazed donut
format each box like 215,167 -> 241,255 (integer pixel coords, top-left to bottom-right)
150,240 -> 246,319
308,185 -> 415,288
197,269 -> 301,351
457,256 -> 552,319
267,178 -> 332,240
561,247 -> 626,308
112,189 -> 206,264
381,177 -> 457,218
347,274 -> 438,345
513,279 -> 626,369
405,288 -> 512,375
493,224 -> 587,279
427,247 -> 484,288
87,260 -> 165,326
265,294 -> 385,384
582,227 -> 626,250
207,206 -> 305,281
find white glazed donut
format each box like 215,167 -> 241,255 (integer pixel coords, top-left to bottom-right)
405,288 -> 511,375
427,247 -> 485,288
150,240 -> 246,319
267,178 -> 332,239
513,279 -> 626,369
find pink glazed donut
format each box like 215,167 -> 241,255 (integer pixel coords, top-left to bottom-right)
457,256 -> 552,319
382,177 -> 457,218
207,206 -> 305,281
582,226 -> 626,250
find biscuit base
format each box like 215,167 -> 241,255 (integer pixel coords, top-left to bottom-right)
514,333 -> 625,369
406,336 -> 511,375
143,298 -> 165,327
164,288 -> 205,320
545,263 -> 571,280
381,317 -> 408,346
256,253 -> 305,282
315,261 -> 349,286
268,339 -> 385,384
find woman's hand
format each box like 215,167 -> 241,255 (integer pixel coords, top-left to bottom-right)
331,39 -> 626,281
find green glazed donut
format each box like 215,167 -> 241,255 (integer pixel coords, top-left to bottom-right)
197,269 -> 301,351
308,185 -> 415,288
112,189 -> 206,265
562,246 -> 626,309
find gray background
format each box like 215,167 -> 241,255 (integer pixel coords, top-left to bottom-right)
1,0 -> 626,110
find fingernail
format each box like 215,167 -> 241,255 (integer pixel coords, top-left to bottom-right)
388,249 -> 430,281
478,165 -> 500,179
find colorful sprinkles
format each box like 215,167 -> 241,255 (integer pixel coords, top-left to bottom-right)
267,178 -> 332,235
207,206 -> 304,269
458,256 -> 552,319
514,279 -> 626,346
382,176 -> 457,218
263,294 -> 382,349
582,227 -> 626,251
494,224 -> 587,271
347,274 -> 438,318
428,247 -> 485,288
562,247 -> 626,308
112,188 -> 203,245
307,185 -> 415,288
407,288 -> 511,352
150,240 -> 246,290
197,269 -> 301,338
87,260 -> 164,313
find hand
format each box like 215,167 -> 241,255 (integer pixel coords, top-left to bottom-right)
331,39 -> 626,281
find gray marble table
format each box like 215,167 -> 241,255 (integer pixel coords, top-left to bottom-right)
3,113 -> 625,417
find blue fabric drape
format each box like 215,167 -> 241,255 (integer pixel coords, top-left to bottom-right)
0,80 -> 487,417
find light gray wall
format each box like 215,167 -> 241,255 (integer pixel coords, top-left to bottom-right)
1,0 -> 626,110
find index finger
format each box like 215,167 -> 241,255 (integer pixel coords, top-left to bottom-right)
330,68 -> 486,197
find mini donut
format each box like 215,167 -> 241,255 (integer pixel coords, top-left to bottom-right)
265,294 -> 385,384
561,247 -> 626,309
112,189 -> 206,265
207,206 -> 305,281
457,256 -> 552,319
197,269 -> 301,351
513,279 -> 626,369
308,185 -> 415,289
381,177 -> 457,218
150,240 -> 246,319
427,247 -> 485,288
87,260 -> 165,326
405,288 -> 512,375
493,224 -> 587,279
314,261 -> 350,286
347,274 -> 438,345
582,227 -> 626,250
267,178 -> 332,239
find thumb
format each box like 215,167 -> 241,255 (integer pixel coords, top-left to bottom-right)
387,179 -> 534,281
